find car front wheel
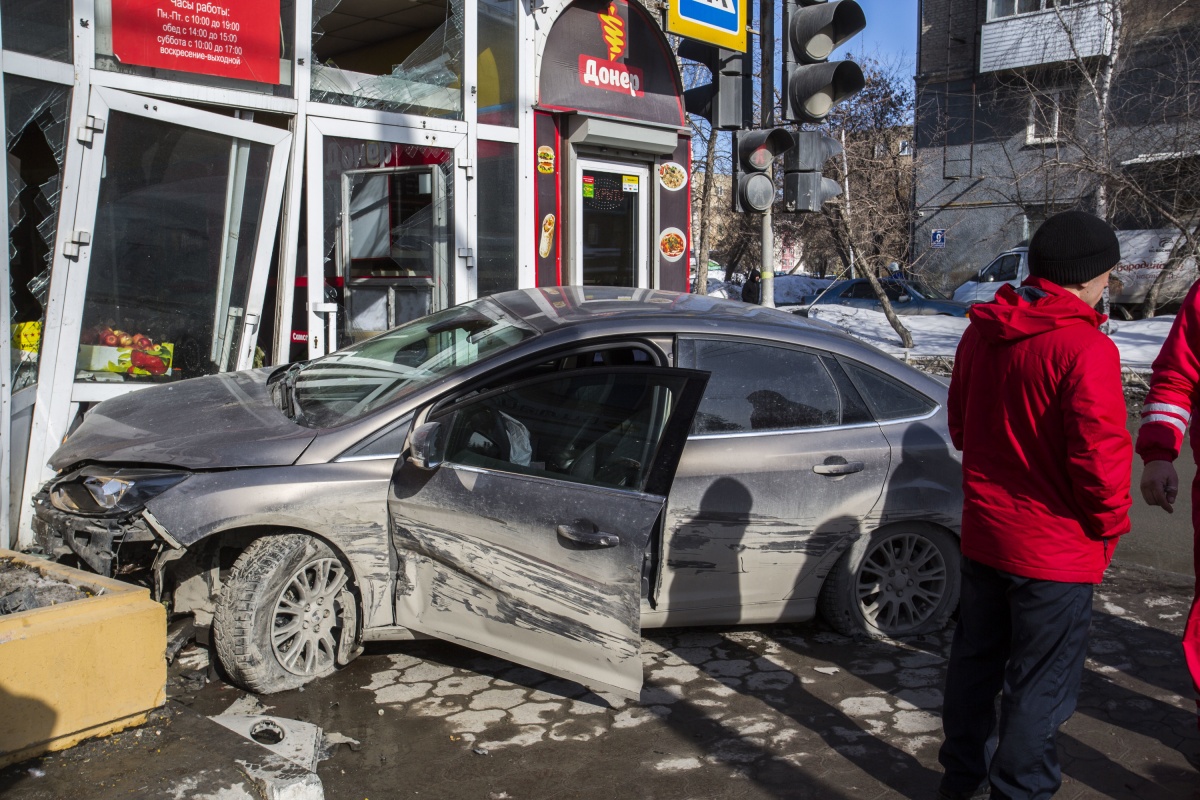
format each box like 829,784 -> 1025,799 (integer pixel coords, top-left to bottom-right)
819,525 -> 960,638
214,533 -> 361,694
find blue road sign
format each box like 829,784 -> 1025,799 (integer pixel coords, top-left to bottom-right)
931,229 -> 946,249
668,0 -> 747,51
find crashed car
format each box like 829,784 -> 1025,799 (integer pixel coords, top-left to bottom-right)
33,287 -> 963,698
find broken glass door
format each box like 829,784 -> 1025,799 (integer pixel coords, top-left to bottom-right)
66,88 -> 291,390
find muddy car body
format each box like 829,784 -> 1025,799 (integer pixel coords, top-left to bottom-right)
33,287 -> 962,698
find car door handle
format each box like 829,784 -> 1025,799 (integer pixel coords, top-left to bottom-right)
813,461 -> 865,476
556,523 -> 620,548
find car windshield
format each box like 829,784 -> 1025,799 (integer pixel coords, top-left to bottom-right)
905,279 -> 948,300
274,300 -> 537,428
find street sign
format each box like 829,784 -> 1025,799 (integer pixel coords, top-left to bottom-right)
931,229 -> 946,248
667,0 -> 747,53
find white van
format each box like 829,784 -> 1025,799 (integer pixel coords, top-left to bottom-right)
952,229 -> 1197,310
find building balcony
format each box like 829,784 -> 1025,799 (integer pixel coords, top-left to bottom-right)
980,2 -> 1113,74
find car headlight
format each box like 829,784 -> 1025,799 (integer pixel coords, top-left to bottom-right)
49,467 -> 189,517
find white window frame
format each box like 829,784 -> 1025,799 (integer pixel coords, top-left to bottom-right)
989,0 -> 1078,22
1027,90 -> 1065,145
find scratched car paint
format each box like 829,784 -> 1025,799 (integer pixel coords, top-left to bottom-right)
33,287 -> 963,698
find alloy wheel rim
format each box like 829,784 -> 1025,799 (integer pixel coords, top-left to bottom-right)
855,533 -> 947,634
271,557 -> 348,676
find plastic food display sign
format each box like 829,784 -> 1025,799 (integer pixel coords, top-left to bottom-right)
111,0 -> 282,84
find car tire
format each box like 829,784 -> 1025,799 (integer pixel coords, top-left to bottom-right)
214,534 -> 361,694
818,524 -> 960,638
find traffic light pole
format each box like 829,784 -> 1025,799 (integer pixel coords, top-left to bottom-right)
760,0 -> 776,307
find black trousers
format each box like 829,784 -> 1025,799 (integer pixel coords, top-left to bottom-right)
938,557 -> 1094,800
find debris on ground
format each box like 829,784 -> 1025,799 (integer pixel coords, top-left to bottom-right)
0,557 -> 94,615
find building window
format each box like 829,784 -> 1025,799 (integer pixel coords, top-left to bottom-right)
1027,90 -> 1069,144
989,0 -> 1075,21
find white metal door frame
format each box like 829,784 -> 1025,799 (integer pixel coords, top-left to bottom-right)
572,157 -> 651,289
17,86 -> 291,546
305,115 -> 468,357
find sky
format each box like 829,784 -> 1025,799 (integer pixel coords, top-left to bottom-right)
831,0 -> 919,74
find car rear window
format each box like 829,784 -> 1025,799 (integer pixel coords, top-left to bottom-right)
842,360 -> 937,421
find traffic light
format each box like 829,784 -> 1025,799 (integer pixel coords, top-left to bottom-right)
679,41 -> 751,130
733,129 -> 795,213
783,131 -> 843,212
782,0 -> 866,124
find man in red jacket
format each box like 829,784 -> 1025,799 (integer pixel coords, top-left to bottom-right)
1136,282 -> 1200,740
938,210 -> 1133,800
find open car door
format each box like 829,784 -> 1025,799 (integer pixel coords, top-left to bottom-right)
389,366 -> 708,698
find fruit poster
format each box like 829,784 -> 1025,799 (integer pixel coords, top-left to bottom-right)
111,0 -> 282,84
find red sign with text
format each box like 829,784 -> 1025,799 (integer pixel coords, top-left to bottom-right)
112,0 -> 281,85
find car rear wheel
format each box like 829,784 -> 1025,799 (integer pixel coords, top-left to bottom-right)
214,534 -> 361,694
819,525 -> 960,638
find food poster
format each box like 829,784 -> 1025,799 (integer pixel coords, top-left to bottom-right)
534,112 -> 561,286
656,135 -> 691,291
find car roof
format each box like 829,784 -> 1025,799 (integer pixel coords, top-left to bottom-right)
486,286 -> 857,342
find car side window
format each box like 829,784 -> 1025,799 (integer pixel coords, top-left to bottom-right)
339,415 -> 413,460
842,360 -> 937,421
822,357 -> 874,425
845,282 -> 875,299
984,254 -> 1020,282
687,339 -> 841,434
434,368 -> 689,491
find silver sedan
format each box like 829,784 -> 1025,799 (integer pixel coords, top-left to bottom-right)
34,287 -> 963,698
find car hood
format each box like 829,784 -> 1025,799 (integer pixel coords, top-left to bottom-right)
49,368 -> 318,471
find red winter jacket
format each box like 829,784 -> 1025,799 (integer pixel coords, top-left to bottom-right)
1136,281 -> 1200,465
948,277 -> 1133,583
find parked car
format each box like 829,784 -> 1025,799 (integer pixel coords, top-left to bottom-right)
33,287 -> 963,698
953,231 -> 1197,312
802,277 -> 970,317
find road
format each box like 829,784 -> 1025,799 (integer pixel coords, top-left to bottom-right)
2,564 -> 1196,800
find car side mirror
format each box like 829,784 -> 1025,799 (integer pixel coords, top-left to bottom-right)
408,421 -> 445,471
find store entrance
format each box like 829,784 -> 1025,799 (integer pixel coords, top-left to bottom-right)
574,159 -> 649,287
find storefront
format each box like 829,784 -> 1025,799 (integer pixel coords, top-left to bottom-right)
1,0 -> 692,547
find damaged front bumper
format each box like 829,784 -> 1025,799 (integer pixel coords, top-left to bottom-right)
32,489 -> 163,578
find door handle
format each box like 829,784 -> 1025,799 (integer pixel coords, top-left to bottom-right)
556,523 -> 620,548
813,461 -> 865,476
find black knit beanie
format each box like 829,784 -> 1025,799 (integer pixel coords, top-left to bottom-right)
1028,210 -> 1121,285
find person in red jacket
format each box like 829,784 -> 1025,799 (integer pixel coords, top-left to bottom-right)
938,210 -> 1134,800
1136,281 -> 1200,739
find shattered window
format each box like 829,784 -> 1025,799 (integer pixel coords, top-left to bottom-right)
0,0 -> 72,62
322,137 -> 455,342
477,0 -> 517,126
6,77 -> 71,392
93,0 -> 296,97
311,0 -> 465,119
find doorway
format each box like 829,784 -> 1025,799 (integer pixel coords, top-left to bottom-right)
573,159 -> 649,288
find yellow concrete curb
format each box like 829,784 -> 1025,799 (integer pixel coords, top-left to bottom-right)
1,549 -> 166,768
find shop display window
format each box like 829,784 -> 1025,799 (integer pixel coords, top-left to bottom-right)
0,0 -> 73,63
6,77 -> 71,391
311,0 -> 465,119
477,141 -> 517,296
77,112 -> 273,383
477,0 -> 517,126
93,0 -> 296,97
322,136 -> 455,342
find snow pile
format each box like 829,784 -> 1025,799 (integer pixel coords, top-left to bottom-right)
704,280 -> 739,300
775,275 -> 835,304
808,305 -> 1174,369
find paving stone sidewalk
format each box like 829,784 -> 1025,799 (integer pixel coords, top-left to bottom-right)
2,563 -> 1197,799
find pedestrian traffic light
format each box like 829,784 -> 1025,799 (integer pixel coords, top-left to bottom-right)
783,131 -> 843,212
782,0 -> 866,124
733,129 -> 795,213
679,41 -> 751,131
